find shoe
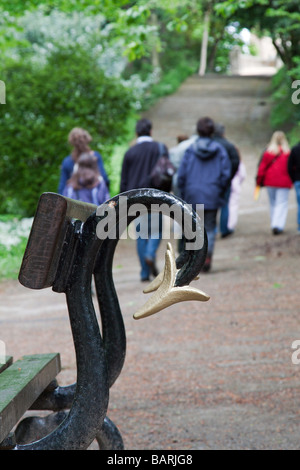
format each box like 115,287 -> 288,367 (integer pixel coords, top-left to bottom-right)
202,255 -> 212,273
145,257 -> 159,277
221,230 -> 234,239
141,277 -> 150,282
272,228 -> 283,235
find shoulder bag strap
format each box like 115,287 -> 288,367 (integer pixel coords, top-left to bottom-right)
266,150 -> 283,171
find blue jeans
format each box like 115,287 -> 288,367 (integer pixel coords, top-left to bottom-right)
266,187 -> 290,231
204,209 -> 218,257
294,181 -> 300,231
136,213 -> 162,280
220,187 -> 231,235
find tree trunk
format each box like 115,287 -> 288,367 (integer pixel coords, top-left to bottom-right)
207,38 -> 220,72
150,12 -> 161,70
272,36 -> 292,70
199,10 -> 210,76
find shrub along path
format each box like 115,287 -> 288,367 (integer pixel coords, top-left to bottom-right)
1,74 -> 300,450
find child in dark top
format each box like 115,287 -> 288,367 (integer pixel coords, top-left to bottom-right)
63,152 -> 110,205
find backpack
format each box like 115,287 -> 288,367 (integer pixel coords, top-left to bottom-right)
150,142 -> 176,192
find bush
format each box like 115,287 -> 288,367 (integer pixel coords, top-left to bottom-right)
141,60 -> 197,110
0,215 -> 33,280
270,67 -> 295,130
0,47 -> 135,216
270,66 -> 300,145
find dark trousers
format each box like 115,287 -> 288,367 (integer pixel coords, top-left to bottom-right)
177,208 -> 217,257
204,209 -> 218,256
219,186 -> 231,235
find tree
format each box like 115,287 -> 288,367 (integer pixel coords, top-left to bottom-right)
153,0 -> 245,74
215,0 -> 300,139
0,0 -> 248,76
215,0 -> 300,74
0,47 -> 134,215
0,1 -> 159,63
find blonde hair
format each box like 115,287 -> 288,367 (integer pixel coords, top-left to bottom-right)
266,131 -> 290,154
68,127 -> 93,161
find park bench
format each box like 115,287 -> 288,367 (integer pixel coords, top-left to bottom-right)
0,353 -> 61,449
0,190 -> 208,450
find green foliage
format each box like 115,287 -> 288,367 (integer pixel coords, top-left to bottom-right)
270,67 -> 294,129
0,1 -> 254,219
215,0 -> 300,142
0,47 -> 134,216
210,24 -> 245,73
269,66 -> 300,144
0,0 -> 129,16
0,215 -> 32,280
215,0 -> 300,71
142,60 -> 198,110
0,0 -> 254,282
0,238 -> 28,280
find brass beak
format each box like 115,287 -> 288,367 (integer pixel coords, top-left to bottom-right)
134,243 -> 210,320
142,243 -> 199,294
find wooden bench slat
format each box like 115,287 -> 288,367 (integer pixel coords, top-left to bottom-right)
0,353 -> 61,443
18,192 -> 97,290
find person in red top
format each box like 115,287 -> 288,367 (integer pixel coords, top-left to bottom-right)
256,131 -> 292,235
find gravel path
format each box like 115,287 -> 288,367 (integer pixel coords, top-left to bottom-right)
1,75 -> 300,450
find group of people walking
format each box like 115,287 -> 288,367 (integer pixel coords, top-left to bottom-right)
58,119 -> 300,280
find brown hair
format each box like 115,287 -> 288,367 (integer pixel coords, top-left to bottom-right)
177,134 -> 189,143
196,117 -> 215,137
67,152 -> 100,190
68,127 -> 93,162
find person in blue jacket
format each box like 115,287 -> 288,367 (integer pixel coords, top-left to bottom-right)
58,127 -> 109,195
177,116 -> 231,272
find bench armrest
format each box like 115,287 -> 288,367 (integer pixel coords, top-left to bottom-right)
19,193 -> 97,290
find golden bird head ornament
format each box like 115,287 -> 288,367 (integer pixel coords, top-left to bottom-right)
134,243 -> 210,320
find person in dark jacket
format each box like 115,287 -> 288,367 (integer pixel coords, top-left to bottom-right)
177,117 -> 231,272
58,127 -> 109,195
288,141 -> 300,233
213,123 -> 240,238
120,118 -> 168,281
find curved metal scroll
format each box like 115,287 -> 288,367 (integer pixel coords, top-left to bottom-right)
14,189 -> 208,450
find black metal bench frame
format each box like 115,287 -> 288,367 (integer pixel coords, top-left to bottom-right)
0,189 -> 207,450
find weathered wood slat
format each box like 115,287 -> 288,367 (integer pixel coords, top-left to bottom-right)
0,353 -> 61,443
18,192 -> 97,290
18,194 -> 68,289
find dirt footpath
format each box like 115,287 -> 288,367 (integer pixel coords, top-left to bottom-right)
1,75 -> 300,450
